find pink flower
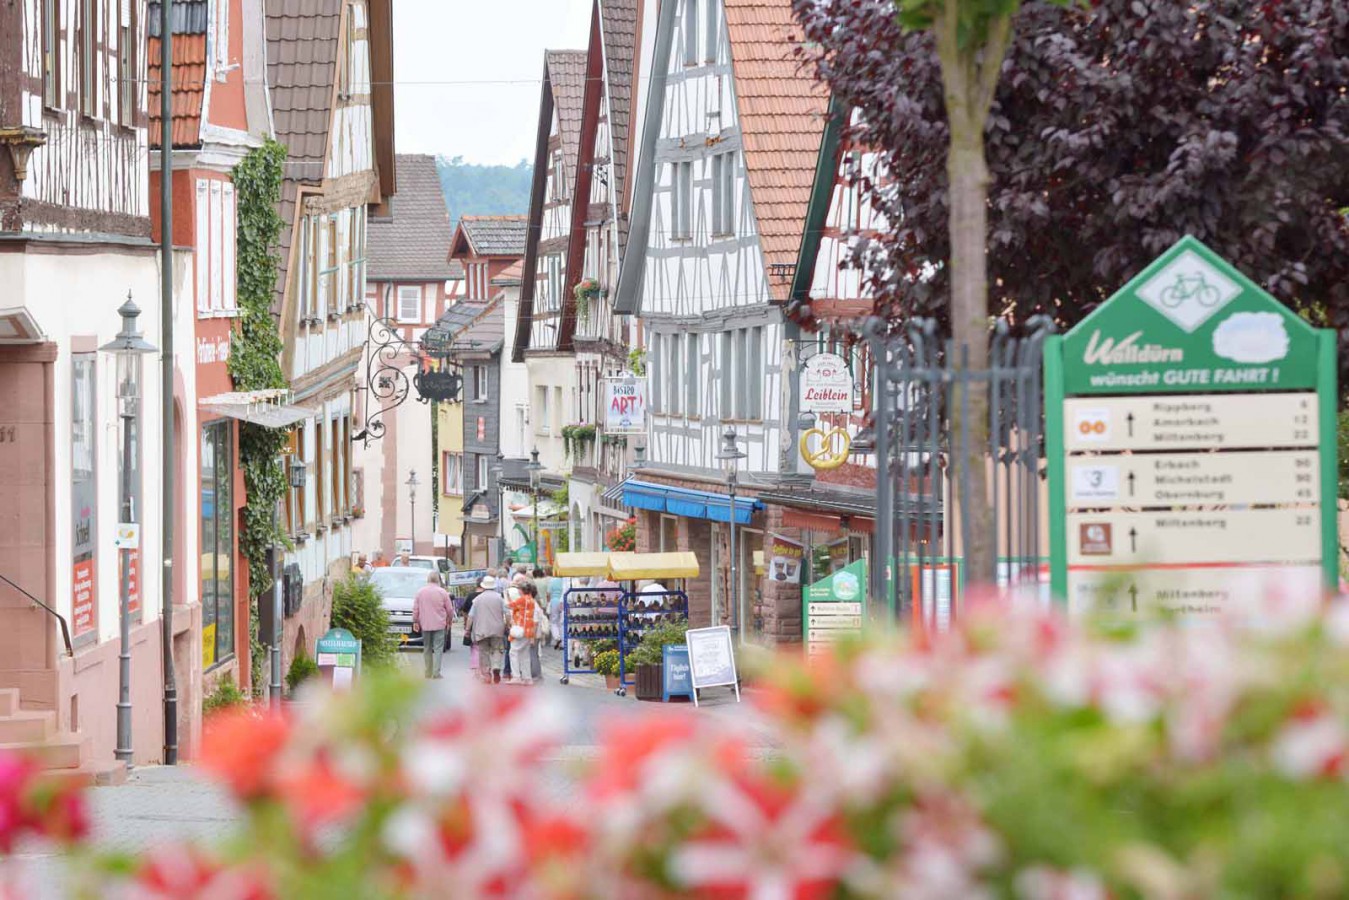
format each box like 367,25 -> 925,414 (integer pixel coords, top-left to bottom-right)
666,771 -> 858,900
200,709 -> 292,802
1271,701 -> 1349,779
1015,866 -> 1110,900
869,792 -> 1002,900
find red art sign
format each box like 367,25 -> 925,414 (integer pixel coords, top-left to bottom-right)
72,557 -> 96,638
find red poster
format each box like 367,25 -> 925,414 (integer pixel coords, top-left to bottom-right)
72,557 -> 96,638
124,549 -> 140,615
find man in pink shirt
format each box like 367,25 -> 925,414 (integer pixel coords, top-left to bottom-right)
412,571 -> 454,679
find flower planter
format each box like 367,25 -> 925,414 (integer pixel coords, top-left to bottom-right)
635,663 -> 663,701
603,673 -> 621,690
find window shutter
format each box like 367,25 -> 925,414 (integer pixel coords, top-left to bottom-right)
222,183 -> 237,312
195,181 -> 211,313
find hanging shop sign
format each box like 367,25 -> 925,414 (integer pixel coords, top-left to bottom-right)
803,560 -> 867,658
801,352 -> 854,413
413,369 -> 462,403
766,533 -> 805,584
800,427 -> 851,470
602,377 -> 647,435
1047,236 -> 1337,619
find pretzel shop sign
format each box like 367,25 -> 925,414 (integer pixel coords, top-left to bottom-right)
801,353 -> 853,414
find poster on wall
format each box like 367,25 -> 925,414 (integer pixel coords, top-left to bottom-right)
602,377 -> 647,435
71,355 -> 97,641
766,533 -> 805,584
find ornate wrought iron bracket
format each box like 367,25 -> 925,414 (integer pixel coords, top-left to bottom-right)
354,316 -> 463,447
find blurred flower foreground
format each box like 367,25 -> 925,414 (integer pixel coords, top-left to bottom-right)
8,582 -> 1349,899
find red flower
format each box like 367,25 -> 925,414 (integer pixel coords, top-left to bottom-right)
133,845 -> 275,900
274,751 -> 366,831
201,709 -> 292,801
0,750 -> 88,852
587,715 -> 699,801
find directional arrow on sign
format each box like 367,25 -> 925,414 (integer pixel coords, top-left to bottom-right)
1129,528 -> 1138,553
1127,471 -> 1135,497
1126,412 -> 1135,438
1128,584 -> 1138,613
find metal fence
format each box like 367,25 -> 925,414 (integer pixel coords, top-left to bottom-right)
866,317 -> 1054,628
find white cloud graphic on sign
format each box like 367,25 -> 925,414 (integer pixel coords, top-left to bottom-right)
1212,312 -> 1290,364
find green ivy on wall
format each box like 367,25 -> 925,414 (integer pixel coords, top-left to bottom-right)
228,138 -> 290,693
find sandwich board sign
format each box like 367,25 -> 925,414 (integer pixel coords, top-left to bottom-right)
1046,236 -> 1337,619
684,626 -> 740,706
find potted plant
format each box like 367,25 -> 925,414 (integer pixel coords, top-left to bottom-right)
573,278 -> 601,325
629,620 -> 688,702
592,649 -> 621,691
605,517 -> 636,552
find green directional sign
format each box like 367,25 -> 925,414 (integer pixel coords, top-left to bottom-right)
1046,236 -> 1338,616
1061,236 -> 1320,395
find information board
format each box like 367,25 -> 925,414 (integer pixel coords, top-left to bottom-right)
1047,236 -> 1337,619
685,626 -> 740,706
315,627 -> 362,691
802,560 -> 867,658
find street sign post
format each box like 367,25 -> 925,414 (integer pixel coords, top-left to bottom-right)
1047,236 -> 1337,618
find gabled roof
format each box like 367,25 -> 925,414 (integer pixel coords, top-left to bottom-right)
426,298 -> 504,357
451,216 -> 528,259
599,0 -> 639,253
147,1 -> 208,149
367,155 -> 456,282
266,0 -> 342,185
723,0 -> 830,300
546,50 -> 589,190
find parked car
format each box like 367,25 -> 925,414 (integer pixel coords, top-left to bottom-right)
368,566 -> 434,649
406,555 -> 455,585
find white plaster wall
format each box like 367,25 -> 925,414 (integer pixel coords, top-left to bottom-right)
392,378 -> 436,548
497,287 -> 531,461
0,247 -> 196,646
523,355 -> 577,476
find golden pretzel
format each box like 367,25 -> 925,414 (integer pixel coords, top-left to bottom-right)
800,427 -> 851,470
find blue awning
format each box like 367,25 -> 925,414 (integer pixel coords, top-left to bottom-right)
619,479 -> 761,525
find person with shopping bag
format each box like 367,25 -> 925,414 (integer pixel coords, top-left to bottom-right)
506,584 -> 547,685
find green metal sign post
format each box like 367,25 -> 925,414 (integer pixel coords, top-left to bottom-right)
1047,236 -> 1337,616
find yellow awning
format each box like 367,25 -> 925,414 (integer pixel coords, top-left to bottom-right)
608,552 -> 700,581
553,552 -> 621,577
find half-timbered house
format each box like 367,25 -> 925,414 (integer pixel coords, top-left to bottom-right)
268,0 -> 394,670
511,50 -> 586,497
613,0 -> 827,641
563,0 -> 643,553
0,0 -> 196,774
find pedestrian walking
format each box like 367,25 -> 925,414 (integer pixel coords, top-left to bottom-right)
411,571 -> 454,679
520,581 -> 549,681
506,584 -> 544,685
371,550 -> 390,568
466,574 -> 507,683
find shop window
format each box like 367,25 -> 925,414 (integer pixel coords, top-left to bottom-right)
201,421 -> 234,669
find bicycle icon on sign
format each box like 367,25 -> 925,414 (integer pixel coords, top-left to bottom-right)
1158,272 -> 1221,309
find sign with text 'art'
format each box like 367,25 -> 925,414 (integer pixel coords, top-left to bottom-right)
602,377 -> 647,435
1047,236 -> 1337,620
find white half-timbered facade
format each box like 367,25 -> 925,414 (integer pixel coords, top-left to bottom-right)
268,0 -> 394,653
615,0 -> 827,639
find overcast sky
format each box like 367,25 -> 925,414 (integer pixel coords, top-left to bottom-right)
392,0 -> 594,165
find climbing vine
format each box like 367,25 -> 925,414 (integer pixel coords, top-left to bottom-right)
228,138 -> 290,693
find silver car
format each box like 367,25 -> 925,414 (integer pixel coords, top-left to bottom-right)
368,566 -> 434,649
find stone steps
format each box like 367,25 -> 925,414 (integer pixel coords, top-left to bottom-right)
0,687 -> 126,786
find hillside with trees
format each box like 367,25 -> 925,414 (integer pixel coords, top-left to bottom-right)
436,156 -> 533,225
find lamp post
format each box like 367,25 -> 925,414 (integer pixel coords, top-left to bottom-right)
526,449 -> 543,566
490,453 -> 504,565
100,294 -> 156,768
273,456 -> 306,706
716,427 -> 747,643
406,471 -> 419,553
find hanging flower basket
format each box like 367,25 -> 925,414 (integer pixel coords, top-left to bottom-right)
561,423 -> 597,461
573,278 -> 602,325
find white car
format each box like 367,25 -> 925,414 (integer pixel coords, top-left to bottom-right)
369,566 -> 440,649
401,555 -> 455,584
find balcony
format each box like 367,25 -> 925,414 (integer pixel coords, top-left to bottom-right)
572,282 -> 624,346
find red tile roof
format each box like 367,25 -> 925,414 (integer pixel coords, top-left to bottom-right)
146,34 -> 207,148
724,0 -> 829,301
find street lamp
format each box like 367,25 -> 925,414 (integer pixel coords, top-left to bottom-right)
100,294 -> 156,768
490,453 -> 505,565
273,453 -> 306,706
716,426 -> 747,643
526,448 -> 543,566
406,470 -> 420,553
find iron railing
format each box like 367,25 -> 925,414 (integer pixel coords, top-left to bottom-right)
0,572 -> 73,657
867,316 -> 1053,629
